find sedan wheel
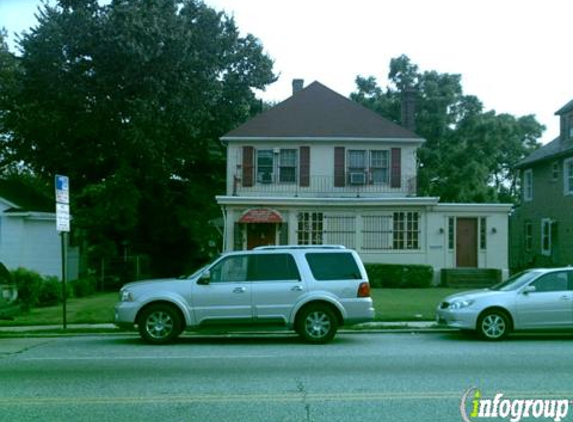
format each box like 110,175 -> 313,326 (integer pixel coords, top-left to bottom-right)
478,311 -> 510,341
138,304 -> 182,344
297,305 -> 338,344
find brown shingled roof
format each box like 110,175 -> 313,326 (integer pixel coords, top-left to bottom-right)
222,81 -> 423,140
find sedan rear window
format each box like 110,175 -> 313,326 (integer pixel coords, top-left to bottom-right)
306,252 -> 362,281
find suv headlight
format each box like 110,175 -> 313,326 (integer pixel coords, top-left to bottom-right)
449,299 -> 474,310
119,289 -> 133,302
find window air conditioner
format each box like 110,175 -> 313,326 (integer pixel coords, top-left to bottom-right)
349,172 -> 366,185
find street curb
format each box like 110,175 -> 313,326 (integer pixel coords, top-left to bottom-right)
0,322 -> 452,337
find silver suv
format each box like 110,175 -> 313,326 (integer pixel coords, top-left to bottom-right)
114,246 -> 375,344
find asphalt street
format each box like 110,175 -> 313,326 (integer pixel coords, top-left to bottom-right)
1,332 -> 573,422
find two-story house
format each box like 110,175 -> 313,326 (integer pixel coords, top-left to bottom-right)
510,98 -> 573,270
216,80 -> 512,282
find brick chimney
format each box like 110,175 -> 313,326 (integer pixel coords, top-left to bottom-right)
401,87 -> 416,132
292,79 -> 304,95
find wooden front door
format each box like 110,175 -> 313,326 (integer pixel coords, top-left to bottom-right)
247,224 -> 276,250
456,218 -> 478,267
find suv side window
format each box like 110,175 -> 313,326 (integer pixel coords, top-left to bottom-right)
248,254 -> 301,281
306,252 -> 361,281
531,271 -> 570,292
209,255 -> 249,282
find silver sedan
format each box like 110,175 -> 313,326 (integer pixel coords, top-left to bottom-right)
437,267 -> 573,340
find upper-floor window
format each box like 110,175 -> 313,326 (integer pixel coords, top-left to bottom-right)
541,218 -> 552,256
278,149 -> 297,183
257,150 -> 274,183
523,169 -> 533,201
347,149 -> 389,185
524,221 -> 533,252
564,158 -> 573,195
256,149 -> 298,184
552,162 -> 560,181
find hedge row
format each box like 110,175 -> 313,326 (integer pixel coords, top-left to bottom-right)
11,268 -> 98,312
364,264 -> 434,288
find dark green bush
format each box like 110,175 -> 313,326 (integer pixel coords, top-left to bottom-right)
71,276 -> 97,298
11,267 -> 44,311
365,264 -> 434,288
38,276 -> 62,307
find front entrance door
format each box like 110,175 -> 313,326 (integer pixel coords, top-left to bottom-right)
456,218 -> 478,267
247,224 -> 276,249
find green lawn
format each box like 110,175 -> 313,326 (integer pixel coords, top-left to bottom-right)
0,292 -> 117,326
0,288 -> 462,326
370,288 -> 460,321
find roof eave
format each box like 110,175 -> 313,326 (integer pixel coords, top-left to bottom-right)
220,136 -> 425,144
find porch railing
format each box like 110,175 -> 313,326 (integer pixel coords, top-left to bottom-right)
232,174 -> 417,198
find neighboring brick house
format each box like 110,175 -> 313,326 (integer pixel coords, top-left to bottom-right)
510,98 -> 573,270
216,80 -> 512,282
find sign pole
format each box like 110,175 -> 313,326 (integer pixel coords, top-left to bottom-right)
55,175 -> 70,330
61,232 -> 67,329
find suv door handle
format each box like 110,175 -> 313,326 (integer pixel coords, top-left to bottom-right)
291,285 -> 303,292
233,287 -> 246,293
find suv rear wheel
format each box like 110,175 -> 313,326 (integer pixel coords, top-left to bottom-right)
138,303 -> 182,344
296,304 -> 338,344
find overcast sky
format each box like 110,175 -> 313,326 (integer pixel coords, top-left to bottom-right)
1,0 -> 571,144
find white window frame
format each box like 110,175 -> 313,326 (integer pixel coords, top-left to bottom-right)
278,149 -> 298,184
564,158 -> 573,196
256,149 -> 274,184
370,150 -> 390,185
523,169 -> 533,201
541,218 -> 552,256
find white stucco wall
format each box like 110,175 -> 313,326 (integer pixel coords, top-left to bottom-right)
218,198 -> 512,281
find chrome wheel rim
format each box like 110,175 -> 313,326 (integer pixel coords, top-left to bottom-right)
305,311 -> 332,339
482,314 -> 506,339
145,311 -> 174,340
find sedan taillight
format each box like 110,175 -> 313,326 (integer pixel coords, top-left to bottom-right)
357,282 -> 371,298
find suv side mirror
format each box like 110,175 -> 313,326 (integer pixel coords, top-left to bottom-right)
197,271 -> 211,285
523,285 -> 536,294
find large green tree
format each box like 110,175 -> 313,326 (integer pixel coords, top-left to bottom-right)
3,0 -> 275,276
351,55 -> 543,203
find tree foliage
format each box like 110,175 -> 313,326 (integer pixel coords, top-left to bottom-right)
1,0 -> 276,276
351,55 -> 544,203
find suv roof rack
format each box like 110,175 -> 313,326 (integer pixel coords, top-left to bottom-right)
254,245 -> 347,250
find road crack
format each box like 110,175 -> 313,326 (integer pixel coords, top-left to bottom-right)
296,379 -> 312,422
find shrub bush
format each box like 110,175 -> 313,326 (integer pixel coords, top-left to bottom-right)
37,276 -> 62,307
365,264 -> 434,288
71,276 -> 97,298
11,267 -> 44,311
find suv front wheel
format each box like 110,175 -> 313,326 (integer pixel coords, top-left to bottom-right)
296,304 -> 338,344
138,303 -> 182,344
